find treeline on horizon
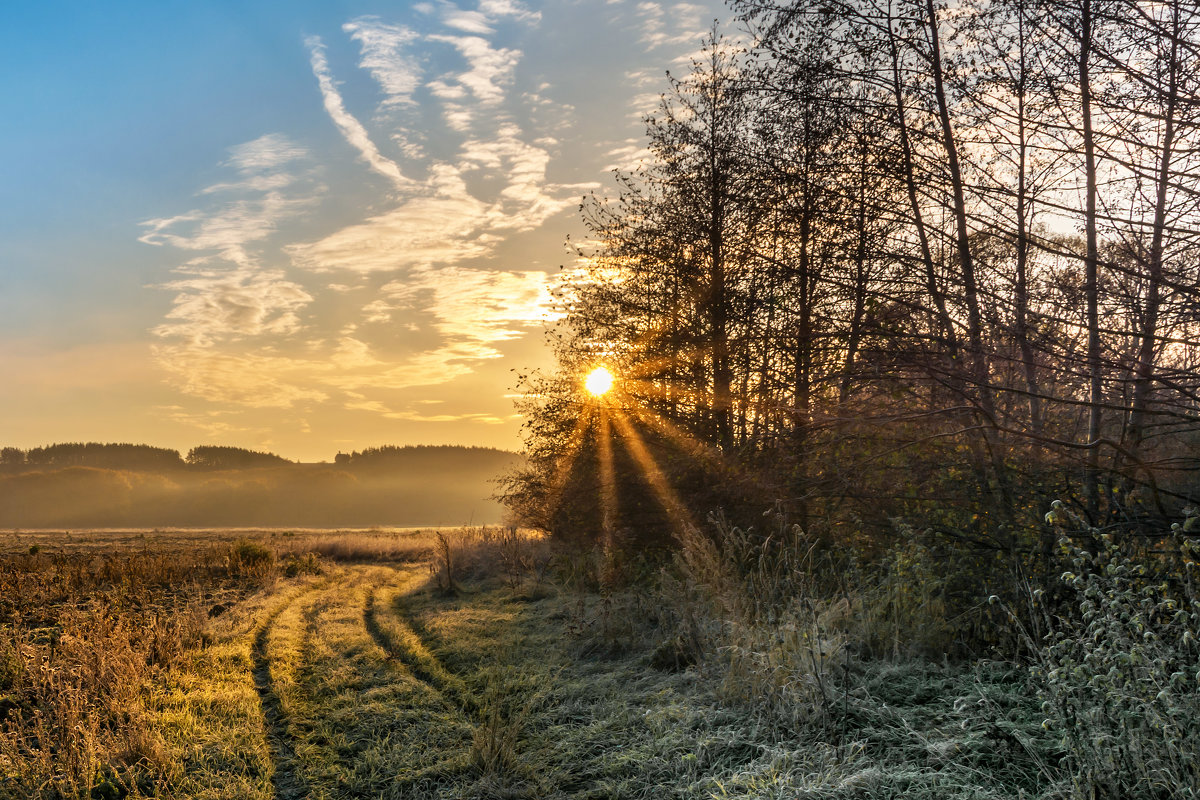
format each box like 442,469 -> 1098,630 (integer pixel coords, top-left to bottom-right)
503,0 -> 1200,629
0,442 -> 514,471
0,443 -> 520,527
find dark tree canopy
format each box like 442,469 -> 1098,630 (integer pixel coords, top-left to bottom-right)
23,443 -> 185,470
184,446 -> 291,470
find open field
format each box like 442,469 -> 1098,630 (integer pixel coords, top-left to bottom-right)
0,526 -> 1070,800
0,528 -> 459,558
3,526 -> 1196,799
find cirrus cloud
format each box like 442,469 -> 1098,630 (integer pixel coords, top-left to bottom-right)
141,0 -> 719,438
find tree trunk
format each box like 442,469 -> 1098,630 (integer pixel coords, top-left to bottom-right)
1080,0 -> 1104,517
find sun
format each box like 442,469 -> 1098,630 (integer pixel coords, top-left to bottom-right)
584,366 -> 615,397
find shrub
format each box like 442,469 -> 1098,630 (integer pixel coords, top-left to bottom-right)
228,538 -> 275,577
281,551 -> 323,577
1035,520 -> 1200,798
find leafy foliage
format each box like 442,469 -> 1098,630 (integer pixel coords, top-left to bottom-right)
1035,526 -> 1200,797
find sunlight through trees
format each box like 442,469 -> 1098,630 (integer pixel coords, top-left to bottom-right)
501,0 -> 1200,609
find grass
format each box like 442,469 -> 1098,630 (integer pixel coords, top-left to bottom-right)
2,523 -> 1189,799
0,526 -> 459,558
385,562 -> 1056,799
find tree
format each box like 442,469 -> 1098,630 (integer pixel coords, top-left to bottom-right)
185,446 -> 289,470
509,0 -> 1200,573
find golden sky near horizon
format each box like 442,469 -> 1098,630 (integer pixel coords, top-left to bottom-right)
0,0 -> 727,461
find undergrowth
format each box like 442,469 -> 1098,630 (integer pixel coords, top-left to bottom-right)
1029,504 -> 1200,798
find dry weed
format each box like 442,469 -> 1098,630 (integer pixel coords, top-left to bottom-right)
0,543 -> 267,796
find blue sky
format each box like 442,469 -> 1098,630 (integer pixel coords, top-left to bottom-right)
0,0 -> 727,460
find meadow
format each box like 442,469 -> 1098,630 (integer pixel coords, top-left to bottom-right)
3,522 -> 1195,799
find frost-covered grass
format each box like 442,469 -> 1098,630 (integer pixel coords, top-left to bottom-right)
390,568 -> 1057,800
6,525 -> 1195,799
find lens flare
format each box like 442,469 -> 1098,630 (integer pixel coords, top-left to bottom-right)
584,366 -> 615,397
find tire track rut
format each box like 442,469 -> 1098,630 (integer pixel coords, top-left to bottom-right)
362,583 -> 482,721
250,577 -> 336,800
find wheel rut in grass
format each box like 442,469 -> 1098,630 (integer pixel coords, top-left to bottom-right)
363,583 -> 481,721
362,576 -> 546,796
250,583 -> 326,800
257,567 -> 538,797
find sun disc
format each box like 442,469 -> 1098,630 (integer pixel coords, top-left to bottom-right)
585,366 -> 614,397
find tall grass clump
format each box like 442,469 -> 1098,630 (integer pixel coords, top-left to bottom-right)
1032,507 -> 1200,798
656,513 -> 851,730
424,527 -> 551,594
276,529 -> 437,563
432,531 -> 458,593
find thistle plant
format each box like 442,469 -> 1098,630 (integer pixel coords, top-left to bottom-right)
1036,502 -> 1200,798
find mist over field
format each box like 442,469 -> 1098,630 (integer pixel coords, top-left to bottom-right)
0,445 -> 519,528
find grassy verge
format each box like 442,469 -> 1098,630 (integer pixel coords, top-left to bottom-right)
385,554 -> 1056,799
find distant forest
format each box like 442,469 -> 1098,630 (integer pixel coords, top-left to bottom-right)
0,443 -> 519,527
0,442 -> 288,470
0,442 -> 512,471
335,444 -> 517,469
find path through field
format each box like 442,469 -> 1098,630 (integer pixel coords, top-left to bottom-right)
186,559 -> 782,800
152,558 -> 1049,800
244,564 -> 487,799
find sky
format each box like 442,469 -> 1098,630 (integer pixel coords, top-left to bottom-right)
0,0 -> 727,462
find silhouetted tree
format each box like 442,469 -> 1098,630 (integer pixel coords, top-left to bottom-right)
185,446 -> 290,470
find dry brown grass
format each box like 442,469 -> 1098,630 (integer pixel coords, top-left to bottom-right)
424,527 -> 552,593
0,536 -> 301,796
0,526 -> 546,798
0,547 -> 236,796
278,529 -> 440,563
0,526 -> 446,558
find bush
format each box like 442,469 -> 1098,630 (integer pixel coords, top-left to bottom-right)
228,539 -> 275,577
281,551 -> 323,577
1035,523 -> 1200,798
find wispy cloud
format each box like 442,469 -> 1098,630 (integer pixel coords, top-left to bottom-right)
343,392 -> 505,423
226,133 -> 310,173
153,405 -> 250,438
603,139 -> 651,172
139,192 -> 313,266
440,6 -> 496,34
287,166 -> 491,273
636,2 -> 710,51
154,266 -> 312,347
431,0 -> 541,33
290,124 -> 590,275
139,133 -> 317,267
306,36 -> 412,188
343,18 -> 422,106
428,34 -> 520,106
378,265 -> 560,351
141,2 -> 716,433
478,0 -> 541,23
151,345 -> 329,408
330,345 -> 479,391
